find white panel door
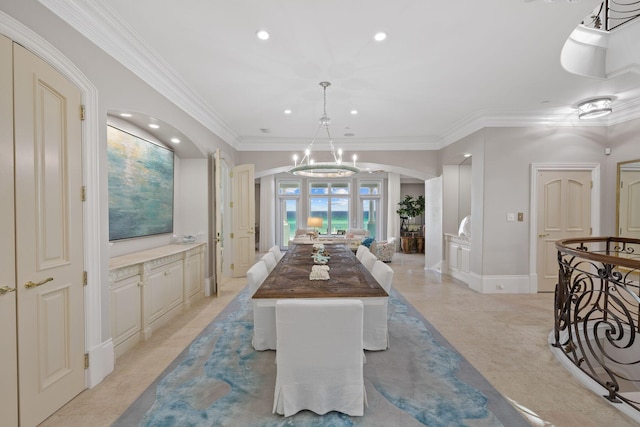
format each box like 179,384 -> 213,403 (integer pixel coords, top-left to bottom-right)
13,43 -> 85,426
619,170 -> 640,239
232,164 -> 255,277
536,170 -> 591,293
0,34 -> 18,427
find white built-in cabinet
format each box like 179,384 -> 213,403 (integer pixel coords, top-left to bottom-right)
444,234 -> 471,283
109,243 -> 206,357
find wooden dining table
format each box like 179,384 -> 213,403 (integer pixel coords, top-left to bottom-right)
252,243 -> 388,301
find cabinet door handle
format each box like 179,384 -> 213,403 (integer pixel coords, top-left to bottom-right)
0,285 -> 16,295
25,277 -> 53,288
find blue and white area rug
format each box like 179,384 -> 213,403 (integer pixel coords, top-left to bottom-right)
114,288 -> 528,426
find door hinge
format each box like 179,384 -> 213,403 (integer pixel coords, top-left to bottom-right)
230,263 -> 235,271
84,353 -> 89,369
230,201 -> 234,208
590,180 -> 593,189
80,105 -> 86,121
621,181 -> 624,189
229,171 -> 233,178
230,232 -> 234,239
81,186 -> 86,201
83,271 -> 88,286
590,227 -> 593,236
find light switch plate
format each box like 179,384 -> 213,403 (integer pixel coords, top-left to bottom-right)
517,212 -> 524,221
506,213 -> 515,222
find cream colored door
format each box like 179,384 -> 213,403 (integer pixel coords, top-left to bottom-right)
0,35 -> 18,427
536,170 -> 591,292
231,164 -> 255,277
213,149 -> 223,296
14,43 -> 85,426
619,170 -> 640,239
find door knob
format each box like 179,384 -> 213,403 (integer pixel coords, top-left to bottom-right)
25,277 -> 53,288
538,233 -> 550,238
0,286 -> 16,295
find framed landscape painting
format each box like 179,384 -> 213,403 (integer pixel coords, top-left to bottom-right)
107,125 -> 174,241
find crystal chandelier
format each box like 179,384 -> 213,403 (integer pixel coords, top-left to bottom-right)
288,81 -> 360,178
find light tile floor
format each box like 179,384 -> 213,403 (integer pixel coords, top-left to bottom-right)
40,252 -> 638,426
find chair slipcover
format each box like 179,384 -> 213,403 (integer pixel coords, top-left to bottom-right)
273,299 -> 367,417
269,245 -> 284,262
360,250 -> 378,272
355,245 -> 369,261
364,260 -> 394,350
247,260 -> 268,296
247,260 -> 276,350
262,251 -> 277,273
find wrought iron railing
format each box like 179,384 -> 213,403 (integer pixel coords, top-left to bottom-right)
582,0 -> 640,31
554,237 -> 640,410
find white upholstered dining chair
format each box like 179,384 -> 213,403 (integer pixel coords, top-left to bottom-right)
360,250 -> 378,272
273,299 -> 367,417
247,260 -> 268,296
355,244 -> 369,261
269,245 -> 284,262
363,260 -> 394,351
247,260 -> 276,350
261,251 -> 277,273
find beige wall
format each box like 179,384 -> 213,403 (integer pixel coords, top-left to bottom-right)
477,126 -> 607,277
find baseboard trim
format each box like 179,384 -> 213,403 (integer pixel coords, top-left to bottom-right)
456,272 -> 534,294
85,339 -> 114,389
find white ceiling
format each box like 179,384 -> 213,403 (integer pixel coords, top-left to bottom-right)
42,0 -> 640,154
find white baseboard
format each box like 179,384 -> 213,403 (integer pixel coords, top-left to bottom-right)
478,274 -> 532,294
453,271 -> 534,294
425,260 -> 442,272
85,338 -> 114,389
205,276 -> 213,297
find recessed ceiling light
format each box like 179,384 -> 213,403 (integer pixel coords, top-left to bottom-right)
284,109 -> 292,115
256,29 -> 270,41
119,113 -> 132,117
170,138 -> 180,144
149,124 -> 160,129
374,32 -> 387,42
350,109 -> 358,115
463,153 -> 472,158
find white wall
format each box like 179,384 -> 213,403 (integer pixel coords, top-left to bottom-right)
424,176 -> 443,270
178,159 -> 209,241
482,126 -> 607,277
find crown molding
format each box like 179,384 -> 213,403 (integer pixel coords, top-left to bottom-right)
39,0 -> 241,148
236,136 -> 443,152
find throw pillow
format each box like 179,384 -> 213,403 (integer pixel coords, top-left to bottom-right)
362,237 -> 375,248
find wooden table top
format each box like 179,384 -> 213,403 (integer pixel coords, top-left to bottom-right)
252,243 -> 388,299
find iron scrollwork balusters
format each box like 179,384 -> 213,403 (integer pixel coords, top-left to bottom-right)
555,237 -> 640,410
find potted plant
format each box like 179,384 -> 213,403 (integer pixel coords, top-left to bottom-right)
396,195 -> 425,231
